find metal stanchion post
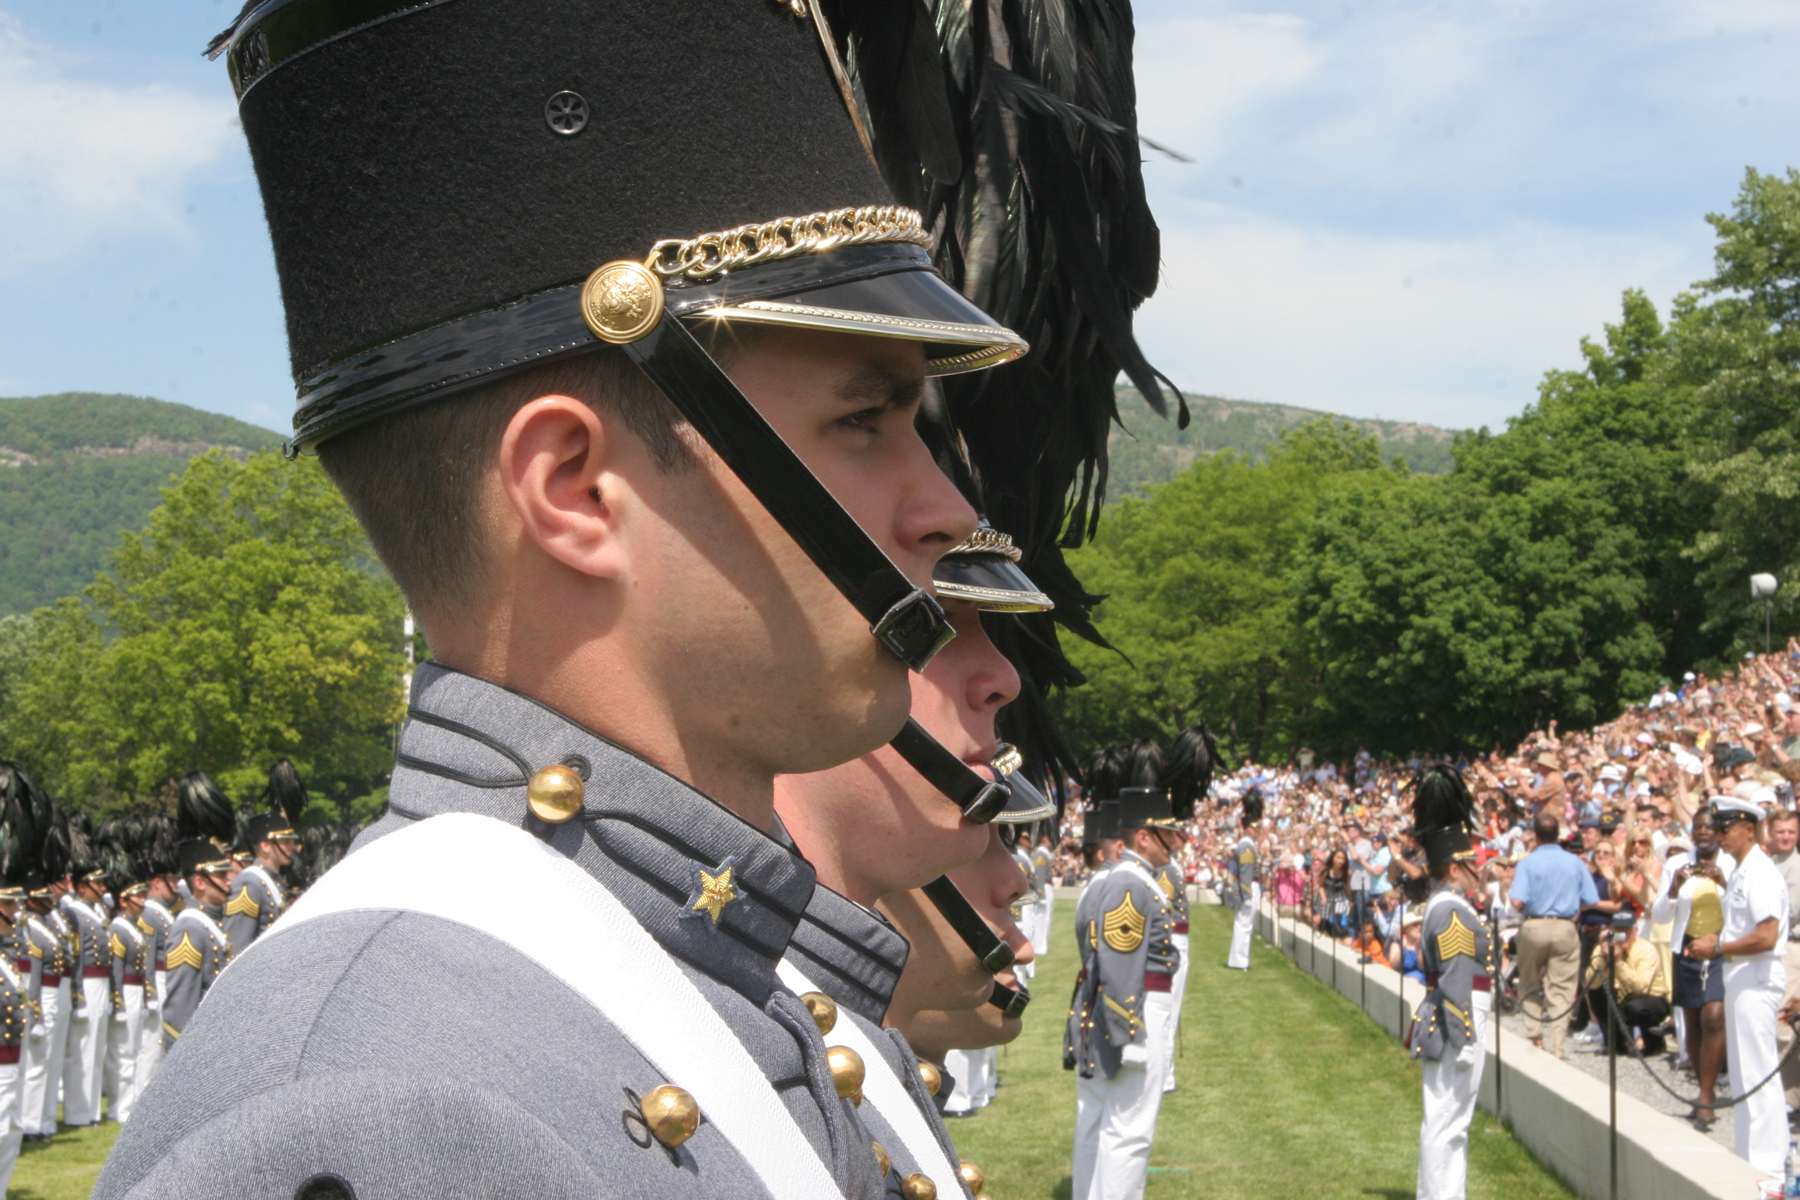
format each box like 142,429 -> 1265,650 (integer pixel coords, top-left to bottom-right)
1606,928 -> 1618,1200
1491,908 -> 1503,1116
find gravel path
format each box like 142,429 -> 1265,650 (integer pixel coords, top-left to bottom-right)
1495,1008 -> 1739,1152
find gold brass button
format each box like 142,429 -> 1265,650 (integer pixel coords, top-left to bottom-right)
958,1161 -> 985,1193
800,990 -> 838,1035
639,1083 -> 700,1148
917,1060 -> 942,1096
527,764 -> 585,824
899,1173 -> 937,1200
826,1044 -> 865,1098
872,1142 -> 891,1176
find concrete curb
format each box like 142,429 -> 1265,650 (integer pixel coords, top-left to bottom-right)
1251,902 -> 1762,1200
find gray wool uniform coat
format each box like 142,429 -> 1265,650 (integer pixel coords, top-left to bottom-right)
95,662 -> 888,1200
1067,851 -> 1176,1080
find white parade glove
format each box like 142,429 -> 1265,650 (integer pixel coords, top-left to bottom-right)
1120,1043 -> 1150,1068
146,998 -> 160,1013
1455,1042 -> 1480,1072
113,1009 -> 127,1024
28,1023 -> 43,1040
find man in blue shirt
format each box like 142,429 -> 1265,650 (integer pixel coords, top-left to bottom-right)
1509,811 -> 1599,1059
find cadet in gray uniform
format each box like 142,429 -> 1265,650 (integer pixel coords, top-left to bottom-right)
58,866 -> 114,1126
94,0 -> 1058,1195
0,879 -> 27,1191
1151,857 -> 1189,1092
107,879 -> 155,1124
223,812 -> 298,950
1226,791 -> 1263,971
1030,831 -> 1056,957
774,522 -> 1056,1198
20,883 -> 71,1141
158,841 -> 234,1053
1069,785 -> 1180,1200
1406,766 -> 1493,1200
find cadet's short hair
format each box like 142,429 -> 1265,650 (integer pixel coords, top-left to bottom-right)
319,346 -> 698,620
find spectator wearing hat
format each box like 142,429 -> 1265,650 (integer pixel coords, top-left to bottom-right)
1510,812 -> 1598,1059
1692,796 -> 1788,1181
1585,921 -> 1671,1055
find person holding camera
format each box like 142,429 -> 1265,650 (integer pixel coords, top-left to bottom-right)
1585,915 -> 1670,1055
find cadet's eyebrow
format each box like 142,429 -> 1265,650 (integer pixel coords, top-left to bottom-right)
834,361 -> 925,412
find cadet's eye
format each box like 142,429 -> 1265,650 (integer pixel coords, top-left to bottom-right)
837,407 -> 884,434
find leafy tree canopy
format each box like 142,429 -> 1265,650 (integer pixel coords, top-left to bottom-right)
0,450 -> 405,814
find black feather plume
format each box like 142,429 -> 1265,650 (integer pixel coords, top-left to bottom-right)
1241,787 -> 1264,827
1123,737 -> 1163,789
176,771 -> 236,846
139,815 -> 179,879
1411,764 -> 1477,838
40,807 -> 72,883
266,759 -> 308,830
1159,723 -> 1222,821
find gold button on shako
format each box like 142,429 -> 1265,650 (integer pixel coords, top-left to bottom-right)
826,1044 -> 865,1099
899,1173 -> 937,1200
527,764 -> 585,824
872,1142 -> 891,1176
917,1060 -> 942,1097
800,991 -> 838,1035
958,1160 -> 985,1193
639,1084 -> 700,1148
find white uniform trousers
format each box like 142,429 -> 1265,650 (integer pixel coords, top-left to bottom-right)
1031,894 -> 1053,957
1725,961 -> 1786,1177
1417,993 -> 1489,1200
1162,932 -> 1190,1092
1227,884 -> 1258,970
0,1059 -> 21,1193
1072,991 -> 1173,1200
941,1048 -> 979,1115
23,977 -> 70,1134
62,976 -> 109,1125
975,1046 -> 997,1106
104,982 -> 145,1123
134,988 -> 164,1103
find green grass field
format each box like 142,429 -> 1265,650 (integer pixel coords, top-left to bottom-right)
6,901 -> 1576,1199
950,900 -> 1577,1200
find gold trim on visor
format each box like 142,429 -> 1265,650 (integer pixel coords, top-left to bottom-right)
647,206 -> 931,281
932,580 -> 1054,612
950,526 -> 1024,563
704,301 -> 1026,376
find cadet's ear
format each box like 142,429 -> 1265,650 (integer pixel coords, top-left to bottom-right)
498,395 -> 632,582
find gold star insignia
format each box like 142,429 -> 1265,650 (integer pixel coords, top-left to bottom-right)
680,857 -> 742,928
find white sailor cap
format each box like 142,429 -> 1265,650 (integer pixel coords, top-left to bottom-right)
1708,795 -> 1766,824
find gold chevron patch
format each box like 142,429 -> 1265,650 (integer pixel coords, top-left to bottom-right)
25,941 -> 40,960
1102,893 -> 1146,952
110,932 -> 126,959
225,890 -> 260,920
136,916 -> 154,937
1238,849 -> 1255,865
1437,912 -> 1477,962
165,933 -> 204,972
1158,873 -> 1176,900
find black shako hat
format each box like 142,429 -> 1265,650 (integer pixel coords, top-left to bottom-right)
177,838 -> 235,880
245,812 -> 298,846
1118,786 -> 1182,831
211,0 -> 1026,676
1411,764 -> 1479,869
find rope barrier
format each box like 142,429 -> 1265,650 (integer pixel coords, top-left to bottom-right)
1598,973 -> 1800,1111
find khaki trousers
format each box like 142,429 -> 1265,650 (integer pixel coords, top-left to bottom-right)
1779,941 -> 1800,1110
1517,917 -> 1579,1058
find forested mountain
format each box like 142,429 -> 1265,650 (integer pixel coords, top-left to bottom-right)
1107,386 -> 1456,498
0,394 -> 283,614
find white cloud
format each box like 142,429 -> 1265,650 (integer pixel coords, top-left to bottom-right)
0,18 -> 238,271
1130,200 -> 1711,430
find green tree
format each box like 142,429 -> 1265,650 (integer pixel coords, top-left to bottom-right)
0,450 -> 406,811
1673,168 -> 1800,648
1052,419 -> 1397,762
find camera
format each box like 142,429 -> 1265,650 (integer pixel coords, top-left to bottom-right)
1609,911 -> 1634,944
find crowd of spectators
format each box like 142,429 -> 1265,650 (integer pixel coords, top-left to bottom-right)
1052,641 -> 1800,1139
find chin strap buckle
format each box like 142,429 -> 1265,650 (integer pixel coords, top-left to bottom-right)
960,779 -> 1012,825
989,980 -> 1031,1017
870,587 -> 955,672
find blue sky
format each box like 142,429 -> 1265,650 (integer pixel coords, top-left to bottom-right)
0,0 -> 1795,434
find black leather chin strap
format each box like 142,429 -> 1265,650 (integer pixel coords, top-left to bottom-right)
989,979 -> 1030,1017
888,719 -> 1010,824
622,315 -> 955,671
921,875 -> 1015,973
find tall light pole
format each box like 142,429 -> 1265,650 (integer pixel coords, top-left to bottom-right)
1751,574 -> 1778,656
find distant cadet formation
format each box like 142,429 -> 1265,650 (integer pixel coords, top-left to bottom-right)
0,758 -> 354,1191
